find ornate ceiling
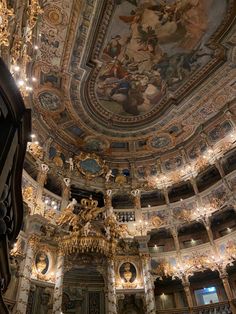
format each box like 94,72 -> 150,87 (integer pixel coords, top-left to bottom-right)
29,0 -> 236,173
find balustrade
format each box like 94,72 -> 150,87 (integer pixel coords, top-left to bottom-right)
156,301 -> 234,314
115,210 -> 136,222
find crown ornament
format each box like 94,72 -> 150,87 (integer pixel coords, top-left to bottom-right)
81,195 -> 98,209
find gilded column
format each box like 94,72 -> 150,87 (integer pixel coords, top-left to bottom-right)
13,235 -> 39,314
107,257 -> 117,314
141,254 -> 156,314
52,251 -> 64,314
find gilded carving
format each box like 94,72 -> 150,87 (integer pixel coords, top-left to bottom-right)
27,142 -> 44,160
75,153 -> 107,179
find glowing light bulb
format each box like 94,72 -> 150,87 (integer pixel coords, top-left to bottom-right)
17,80 -> 25,87
14,65 -> 20,72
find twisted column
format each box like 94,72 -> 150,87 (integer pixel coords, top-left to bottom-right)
13,235 -> 39,314
52,251 -> 64,314
141,255 -> 156,314
107,257 -> 117,314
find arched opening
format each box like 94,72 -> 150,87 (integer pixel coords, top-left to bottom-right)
62,267 -> 105,314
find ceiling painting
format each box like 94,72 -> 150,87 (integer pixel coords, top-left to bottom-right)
38,91 -> 62,111
83,137 -> 109,153
95,0 -> 226,117
26,0 -> 236,175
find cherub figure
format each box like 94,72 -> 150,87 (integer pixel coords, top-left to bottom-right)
66,157 -> 74,171
81,222 -> 91,236
105,169 -> 114,182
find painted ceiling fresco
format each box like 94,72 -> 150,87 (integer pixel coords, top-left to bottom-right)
28,0 -> 236,173
95,0 -> 226,117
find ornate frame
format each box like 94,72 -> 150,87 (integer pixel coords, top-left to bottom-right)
75,152 -> 107,179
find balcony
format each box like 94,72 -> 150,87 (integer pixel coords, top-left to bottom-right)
156,300 -> 234,314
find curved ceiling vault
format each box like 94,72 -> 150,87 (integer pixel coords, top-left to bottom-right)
31,0 -> 236,166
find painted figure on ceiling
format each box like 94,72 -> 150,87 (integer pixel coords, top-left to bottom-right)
104,35 -> 122,58
96,0 -> 223,116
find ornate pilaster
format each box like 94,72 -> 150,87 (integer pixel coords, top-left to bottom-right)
36,163 -> 49,187
107,257 -> 117,314
214,159 -> 233,194
131,189 -> 141,223
163,188 -> 169,205
182,279 -> 194,314
170,226 -> 181,255
141,254 -> 156,314
131,189 -> 141,209
60,177 -> 71,210
190,177 -> 199,196
104,189 -> 113,210
13,235 -> 39,314
33,163 -> 49,215
52,251 -> 64,314
198,216 -> 218,254
220,272 -> 236,314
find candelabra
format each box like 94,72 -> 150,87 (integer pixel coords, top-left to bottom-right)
146,130 -> 236,188
206,252 -> 234,275
191,197 -> 222,223
133,220 -> 149,236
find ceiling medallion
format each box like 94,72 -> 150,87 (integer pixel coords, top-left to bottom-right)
147,133 -> 173,151
75,152 -> 107,180
44,5 -> 64,26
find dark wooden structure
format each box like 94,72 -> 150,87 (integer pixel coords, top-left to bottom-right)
0,58 -> 31,313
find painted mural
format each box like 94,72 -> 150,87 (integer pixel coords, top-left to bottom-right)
96,0 -> 227,116
38,91 -> 62,111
